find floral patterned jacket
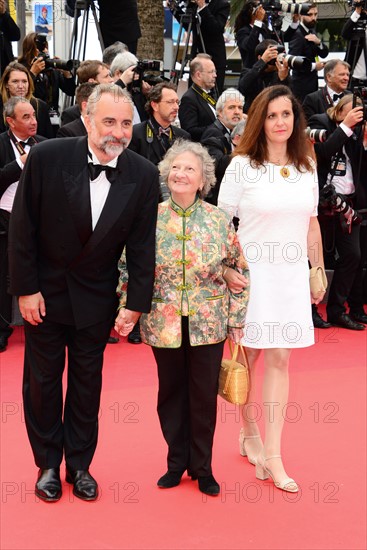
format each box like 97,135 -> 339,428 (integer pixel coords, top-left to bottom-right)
117,197 -> 250,348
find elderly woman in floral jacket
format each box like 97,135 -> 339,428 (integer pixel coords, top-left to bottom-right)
115,140 -> 250,497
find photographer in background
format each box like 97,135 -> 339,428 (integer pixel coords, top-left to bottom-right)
0,0 -> 20,77
168,0 -> 230,94
341,1 -> 367,89
288,3 -> 328,101
238,39 -> 291,112
18,33 -> 76,133
234,1 -> 271,69
308,94 -> 367,330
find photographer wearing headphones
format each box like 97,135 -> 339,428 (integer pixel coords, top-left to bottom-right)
308,94 -> 367,330
238,39 -> 291,112
342,0 -> 367,89
168,0 -> 230,95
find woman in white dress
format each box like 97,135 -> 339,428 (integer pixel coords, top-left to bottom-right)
218,85 -> 325,492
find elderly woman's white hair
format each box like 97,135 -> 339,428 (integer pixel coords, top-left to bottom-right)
159,139 -> 216,199
110,51 -> 138,77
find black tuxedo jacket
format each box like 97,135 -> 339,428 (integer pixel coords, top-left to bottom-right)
289,26 -> 329,99
61,104 -> 81,126
201,119 -> 232,201
56,117 -> 87,138
0,97 -> 53,139
302,87 -> 336,122
0,10 -> 20,74
308,113 -> 365,208
179,86 -> 216,141
9,137 -> 159,329
236,23 -> 271,69
98,0 -> 141,48
128,121 -> 190,166
0,132 -> 46,197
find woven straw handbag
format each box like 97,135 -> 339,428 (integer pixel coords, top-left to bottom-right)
218,341 -> 250,405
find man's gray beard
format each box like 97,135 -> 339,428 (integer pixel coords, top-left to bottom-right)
99,136 -> 130,157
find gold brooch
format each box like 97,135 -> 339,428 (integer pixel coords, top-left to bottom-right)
280,166 -> 290,178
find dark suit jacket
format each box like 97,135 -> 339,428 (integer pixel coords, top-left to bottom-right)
302,87 -> 335,122
288,26 -> 329,100
0,10 -> 20,74
56,117 -> 87,138
0,132 -> 46,197
179,85 -> 216,141
8,137 -> 159,329
61,104 -> 81,126
236,23 -> 271,69
99,0 -> 141,47
201,119 -> 232,203
308,113 -> 365,208
0,97 -> 53,139
128,120 -> 190,166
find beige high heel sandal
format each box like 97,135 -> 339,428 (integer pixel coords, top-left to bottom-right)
255,455 -> 299,493
239,428 -> 261,465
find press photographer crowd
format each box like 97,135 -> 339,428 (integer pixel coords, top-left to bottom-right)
0,0 -> 366,502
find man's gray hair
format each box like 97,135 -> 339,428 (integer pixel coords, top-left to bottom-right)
159,139 -> 216,199
86,84 -> 134,118
110,52 -> 138,76
216,88 -> 244,114
231,119 -> 247,140
3,96 -> 31,118
324,59 -> 350,80
102,41 -> 128,66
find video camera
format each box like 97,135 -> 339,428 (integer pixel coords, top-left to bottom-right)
130,60 -> 164,93
35,34 -> 77,72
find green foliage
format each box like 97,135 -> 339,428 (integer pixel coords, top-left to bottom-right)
230,0 -> 245,27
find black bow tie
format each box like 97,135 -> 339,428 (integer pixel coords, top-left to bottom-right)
333,93 -> 343,102
88,162 -> 118,183
158,127 -> 171,138
18,137 -> 37,148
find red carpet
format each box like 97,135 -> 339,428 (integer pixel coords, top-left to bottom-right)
1,312 -> 366,550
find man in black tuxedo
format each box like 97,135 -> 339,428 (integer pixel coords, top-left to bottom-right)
169,0 -> 229,94
0,0 -> 20,76
238,39 -> 292,113
0,97 -> 46,353
179,53 -> 217,141
303,60 -> 351,122
288,3 -> 329,102
8,84 -> 159,502
308,97 -> 367,330
201,87 -> 244,203
129,82 -> 189,167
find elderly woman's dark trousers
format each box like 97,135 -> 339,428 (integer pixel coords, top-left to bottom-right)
152,317 -> 224,477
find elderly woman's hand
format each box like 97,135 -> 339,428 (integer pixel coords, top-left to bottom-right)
227,327 -> 243,344
223,266 -> 248,294
114,308 -> 141,337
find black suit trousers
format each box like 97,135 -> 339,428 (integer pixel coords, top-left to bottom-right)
0,209 -> 11,332
152,317 -> 224,477
23,316 -> 113,470
324,220 -> 361,319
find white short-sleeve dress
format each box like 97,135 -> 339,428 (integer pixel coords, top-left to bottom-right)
218,156 -> 319,349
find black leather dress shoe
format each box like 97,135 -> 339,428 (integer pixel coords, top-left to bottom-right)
157,471 -> 183,488
198,474 -> 220,496
65,468 -> 98,501
0,327 -> 13,352
350,312 -> 367,325
108,336 -> 119,344
328,313 -> 365,331
35,468 -> 62,502
312,311 -> 331,329
127,328 -> 141,344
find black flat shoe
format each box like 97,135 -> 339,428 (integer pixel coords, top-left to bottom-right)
128,330 -> 141,344
198,475 -> 220,496
35,467 -> 62,502
0,327 -> 13,352
312,311 -> 331,329
350,312 -> 367,325
108,336 -> 119,344
65,467 -> 98,501
157,471 -> 183,488
328,313 -> 365,331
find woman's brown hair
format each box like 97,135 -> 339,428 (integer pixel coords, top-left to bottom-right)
18,32 -> 39,68
234,85 -> 314,172
0,62 -> 35,104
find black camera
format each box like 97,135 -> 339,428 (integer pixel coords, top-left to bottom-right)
319,183 -> 362,233
34,34 -> 76,72
305,127 -> 328,143
277,53 -> 312,71
136,60 -> 162,74
347,0 -> 367,9
130,60 -> 163,93
262,0 -> 312,15
352,86 -> 367,125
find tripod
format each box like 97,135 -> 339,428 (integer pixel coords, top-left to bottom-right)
68,0 -> 105,63
170,7 -> 206,85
